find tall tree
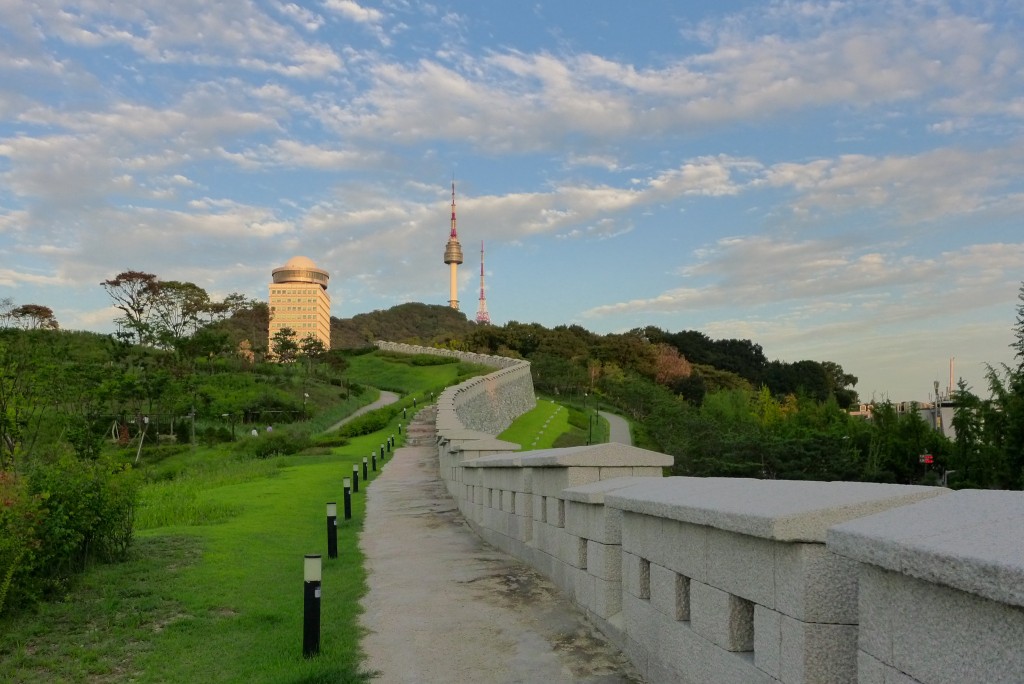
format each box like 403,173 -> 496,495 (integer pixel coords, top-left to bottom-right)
101,271 -> 159,344
270,327 -> 299,363
10,304 -> 59,330
150,280 -> 210,347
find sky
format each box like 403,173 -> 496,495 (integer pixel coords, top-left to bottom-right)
1,0 -> 1023,403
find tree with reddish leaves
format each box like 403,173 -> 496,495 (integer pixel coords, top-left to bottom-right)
10,304 -> 59,330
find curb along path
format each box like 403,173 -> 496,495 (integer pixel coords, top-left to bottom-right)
358,407 -> 641,683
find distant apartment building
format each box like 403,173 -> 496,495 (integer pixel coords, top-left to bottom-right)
268,255 -> 331,351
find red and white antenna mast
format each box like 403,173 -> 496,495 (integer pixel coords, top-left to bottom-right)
476,240 -> 490,324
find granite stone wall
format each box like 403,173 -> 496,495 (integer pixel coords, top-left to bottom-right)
383,343 -> 1024,683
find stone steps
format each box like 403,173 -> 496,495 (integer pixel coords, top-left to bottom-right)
404,405 -> 437,446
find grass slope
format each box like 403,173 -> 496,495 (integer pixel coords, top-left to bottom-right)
0,351 -> 488,683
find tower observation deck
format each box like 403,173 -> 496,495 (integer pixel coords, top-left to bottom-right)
443,182 -> 464,310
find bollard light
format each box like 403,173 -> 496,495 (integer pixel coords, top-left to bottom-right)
326,503 -> 338,559
398,422 -> 402,434
386,437 -> 391,453
372,451 -> 377,471
362,456 -> 368,480
380,444 -> 385,461
303,554 -> 322,658
343,478 -> 352,519
352,464 -> 359,493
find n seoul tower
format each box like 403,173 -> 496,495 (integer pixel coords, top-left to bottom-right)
443,181 -> 464,310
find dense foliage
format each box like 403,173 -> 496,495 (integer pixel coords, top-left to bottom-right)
0,318 -> 353,615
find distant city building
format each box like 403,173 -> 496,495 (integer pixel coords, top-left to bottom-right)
443,182 -> 464,310
268,255 -> 331,351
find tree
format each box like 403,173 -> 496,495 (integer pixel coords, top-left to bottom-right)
101,271 -> 159,344
270,327 -> 299,363
1014,282 -> 1024,372
652,343 -> 692,386
10,304 -> 59,330
299,334 -> 326,375
150,280 -> 210,347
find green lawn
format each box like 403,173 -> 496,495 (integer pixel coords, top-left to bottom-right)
0,350 -> 488,683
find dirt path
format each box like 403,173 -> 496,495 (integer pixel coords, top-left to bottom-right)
358,428 -> 640,683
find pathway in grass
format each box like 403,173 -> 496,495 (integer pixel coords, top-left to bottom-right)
358,412 -> 640,683
325,390 -> 400,432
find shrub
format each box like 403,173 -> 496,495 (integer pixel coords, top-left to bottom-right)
1,456 -> 138,613
236,430 -> 312,459
335,406 -> 397,438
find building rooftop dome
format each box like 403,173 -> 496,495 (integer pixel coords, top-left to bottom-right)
272,255 -> 329,288
284,255 -> 318,269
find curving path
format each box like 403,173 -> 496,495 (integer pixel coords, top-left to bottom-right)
324,390 -> 399,433
599,410 -> 632,446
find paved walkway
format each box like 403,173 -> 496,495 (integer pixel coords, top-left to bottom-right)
358,422 -> 640,683
600,411 -> 631,446
325,390 -> 399,432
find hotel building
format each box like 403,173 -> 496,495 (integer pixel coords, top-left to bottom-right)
268,255 -> 331,351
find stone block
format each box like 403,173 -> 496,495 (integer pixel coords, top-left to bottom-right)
779,612 -> 857,684
592,574 -> 622,619
753,604 -> 781,680
774,542 -> 859,624
708,650 -> 775,684
657,518 -> 708,583
631,466 -> 664,477
513,491 -> 529,516
533,521 -> 558,557
559,530 -> 587,569
599,466 -> 633,481
586,539 -> 622,581
857,565 -> 896,663
565,500 -> 625,545
650,562 -> 689,621
706,527 -> 776,607
827,489 -> 1024,609
621,511 -> 664,558
857,651 -> 887,684
690,579 -> 754,652
885,569 -> 1024,684
501,489 -> 514,513
532,494 -> 546,522
545,496 -> 565,527
623,551 -> 651,599
607,477 -> 945,542
532,466 -> 602,497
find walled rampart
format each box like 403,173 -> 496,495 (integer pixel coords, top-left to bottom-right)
386,344 -> 1024,683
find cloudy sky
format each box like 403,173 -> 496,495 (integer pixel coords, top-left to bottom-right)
2,0 -> 1022,402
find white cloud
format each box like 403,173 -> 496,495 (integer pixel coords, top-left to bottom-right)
323,0 -> 384,25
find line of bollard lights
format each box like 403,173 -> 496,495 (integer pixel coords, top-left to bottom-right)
303,431 -> 397,659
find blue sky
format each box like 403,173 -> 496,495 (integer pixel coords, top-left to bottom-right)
1,0 -> 1023,402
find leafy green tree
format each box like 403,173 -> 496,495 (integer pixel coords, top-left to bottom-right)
271,327 -> 299,363
101,271 -> 159,344
299,334 -> 327,375
150,280 -> 210,347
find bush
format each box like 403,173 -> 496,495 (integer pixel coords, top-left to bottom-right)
2,456 -> 138,613
236,429 -> 312,459
335,406 -> 397,438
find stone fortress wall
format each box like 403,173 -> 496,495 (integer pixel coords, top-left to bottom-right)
381,343 -> 1024,684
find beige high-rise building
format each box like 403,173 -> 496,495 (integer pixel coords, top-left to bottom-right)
268,255 -> 331,351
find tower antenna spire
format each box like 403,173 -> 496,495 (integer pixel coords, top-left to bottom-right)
476,241 -> 490,324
